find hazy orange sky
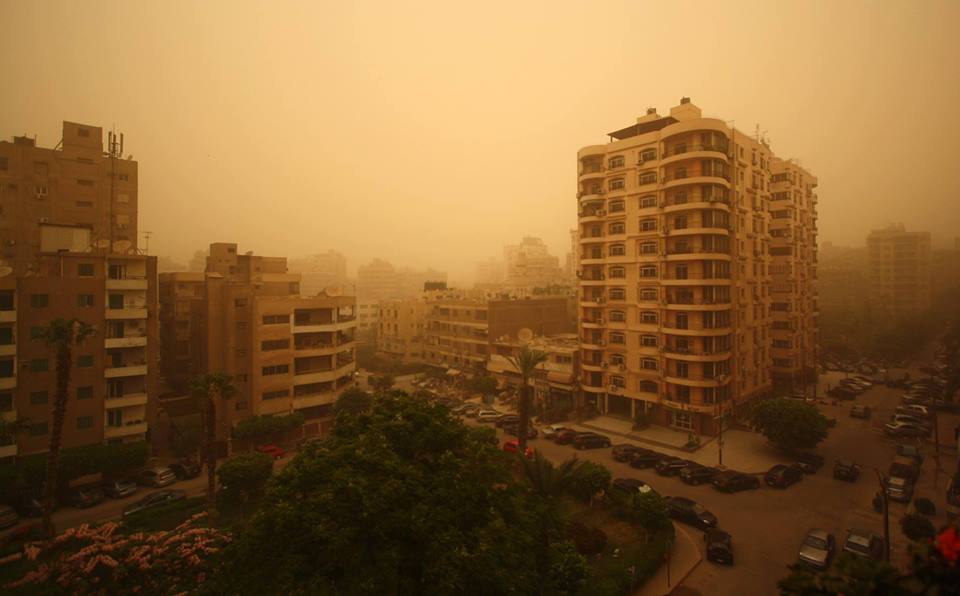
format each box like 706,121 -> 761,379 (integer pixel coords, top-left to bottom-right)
2,0 -> 959,283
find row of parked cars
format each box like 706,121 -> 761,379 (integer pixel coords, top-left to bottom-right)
883,377 -> 945,437
797,527 -> 885,570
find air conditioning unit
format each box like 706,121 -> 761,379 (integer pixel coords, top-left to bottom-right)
595,297 -> 605,304
608,385 -> 619,393
597,339 -> 606,346
596,317 -> 604,325
601,361 -> 608,368
618,363 -> 626,371
596,209 -> 607,216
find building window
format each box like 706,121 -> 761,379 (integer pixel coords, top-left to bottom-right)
234,298 -> 247,308
639,148 -> 657,162
641,335 -> 657,347
609,178 -> 625,191
609,287 -> 626,301
0,157 -> 7,171
77,294 -> 95,307
609,222 -> 625,235
76,416 -> 94,430
262,314 -> 290,325
30,423 -> 49,437
639,265 -> 658,278
610,375 -> 626,388
107,411 -> 122,427
639,172 -> 657,185
261,339 -> 290,351
31,359 -> 49,372
639,287 -> 658,301
640,311 -> 658,324
609,310 -> 626,322
263,389 -> 291,400
641,358 -> 658,370
77,386 -> 93,400
640,242 -> 657,255
78,263 -> 95,277
609,199 -> 625,213
608,243 -> 626,257
639,195 -> 657,209
639,218 -> 657,232
30,391 -> 48,405
610,332 -> 626,345
608,156 -> 625,169
609,266 -> 625,279
639,380 -> 658,394
30,294 -> 49,308
262,364 -> 290,376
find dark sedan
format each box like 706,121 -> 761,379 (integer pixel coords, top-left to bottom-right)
629,450 -> 665,469
573,433 -> 611,450
122,489 -> 187,517
655,457 -> 695,477
680,465 -> 720,486
796,453 -> 824,474
712,471 -> 760,493
103,477 -> 139,499
765,464 -> 804,488
60,485 -> 106,508
833,460 -> 862,482
170,460 -> 202,480
610,478 -> 657,497
494,414 -> 520,428
665,496 -> 718,530
612,444 -> 644,463
503,424 -> 538,439
705,529 -> 734,565
554,429 -> 579,445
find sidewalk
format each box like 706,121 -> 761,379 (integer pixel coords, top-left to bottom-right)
636,524 -> 702,596
576,417 -> 692,451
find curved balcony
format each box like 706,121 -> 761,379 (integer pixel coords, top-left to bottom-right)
581,338 -> 605,350
664,247 -> 732,261
581,384 -> 606,394
661,399 -> 719,414
580,277 -> 607,287
578,234 -> 606,245
581,361 -> 605,373
663,200 -> 732,215
663,349 -> 732,362
581,318 -> 605,329
578,145 -> 605,159
665,225 -> 731,237
665,299 -> 733,312
662,325 -> 733,337
579,169 -> 605,183
578,191 -> 605,203
661,174 -> 730,191
660,275 -> 733,286
659,147 -> 730,168
665,376 -> 730,388
579,211 -> 606,223
661,119 -> 731,141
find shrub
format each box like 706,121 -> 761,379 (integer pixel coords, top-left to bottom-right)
566,521 -> 607,555
567,461 -> 612,503
333,387 -> 373,417
914,498 -> 936,516
616,492 -> 670,533
901,512 -> 936,541
547,540 -> 589,594
233,412 -> 304,440
0,441 -> 149,492
217,452 -> 274,504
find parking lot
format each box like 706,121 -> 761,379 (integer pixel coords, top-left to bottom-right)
466,374 -> 958,595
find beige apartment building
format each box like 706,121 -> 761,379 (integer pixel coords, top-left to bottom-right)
866,224 -> 932,319
576,98 -> 818,435
769,159 -> 819,387
487,334 -> 580,410
0,122 -> 158,460
504,237 -> 566,288
287,250 -> 348,296
377,298 -> 428,361
159,243 -> 356,442
423,295 -> 571,371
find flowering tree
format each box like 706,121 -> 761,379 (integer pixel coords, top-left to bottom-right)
5,513 -> 230,594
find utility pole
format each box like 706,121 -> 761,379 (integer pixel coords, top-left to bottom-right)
874,469 -> 891,563
141,231 -> 152,255
715,405 -> 725,468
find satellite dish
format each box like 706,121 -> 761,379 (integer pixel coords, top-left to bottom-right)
517,328 -> 534,342
113,240 -> 132,253
95,239 -> 111,249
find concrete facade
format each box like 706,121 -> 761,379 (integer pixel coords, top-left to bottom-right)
866,224 -> 932,319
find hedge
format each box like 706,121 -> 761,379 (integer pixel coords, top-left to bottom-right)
232,412 -> 305,440
0,441 -> 149,498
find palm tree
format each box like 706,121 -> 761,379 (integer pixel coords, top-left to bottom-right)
520,451 -> 581,584
506,346 -> 548,452
40,318 -> 95,538
190,373 -> 236,514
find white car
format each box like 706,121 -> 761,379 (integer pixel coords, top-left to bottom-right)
851,376 -> 874,388
477,409 -> 502,423
541,424 -> 568,439
895,404 -> 930,418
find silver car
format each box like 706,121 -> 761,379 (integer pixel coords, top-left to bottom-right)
886,476 -> 914,503
797,529 -> 835,570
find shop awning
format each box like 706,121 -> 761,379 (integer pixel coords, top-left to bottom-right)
547,371 -> 575,385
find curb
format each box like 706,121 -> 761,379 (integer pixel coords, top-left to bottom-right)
668,526 -> 704,594
577,422 -> 695,454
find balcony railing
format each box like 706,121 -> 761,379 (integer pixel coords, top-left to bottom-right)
666,246 -> 732,255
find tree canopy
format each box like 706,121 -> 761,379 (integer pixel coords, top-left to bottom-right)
750,398 -> 833,452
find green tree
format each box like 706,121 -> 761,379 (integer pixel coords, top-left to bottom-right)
520,451 -> 582,585
507,346 -> 549,452
466,374 -> 498,397
778,553 -> 907,596
625,492 -> 671,535
190,373 -> 236,515
901,512 -> 936,542
209,391 -> 539,594
41,318 -> 95,539
567,460 -> 612,503
333,386 -> 373,417
547,540 -> 590,595
750,398 -> 832,452
368,374 -> 396,395
217,452 -> 273,504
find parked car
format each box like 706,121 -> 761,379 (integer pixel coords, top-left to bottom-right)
137,466 -> 177,488
541,424 -> 568,440
797,529 -> 836,570
765,464 -> 804,488
102,477 -> 139,499
884,421 -> 930,438
655,457 -> 694,477
833,460 -> 862,482
680,465 -> 720,486
610,478 -> 656,497
889,456 -> 921,482
13,494 -> 46,518
712,471 -> 761,493
704,529 -> 734,565
897,444 -> 924,464
573,433 -> 611,450
554,429 -> 580,444
851,376 -> 874,388
122,489 -> 187,517
612,444 -> 644,463
170,460 -> 202,480
461,403 -> 482,417
0,504 -> 19,529
850,405 -> 871,419
896,405 -> 931,418
629,450 -> 665,469
885,476 -> 915,503
502,439 -> 533,459
796,453 -> 825,474
827,386 -> 858,400
891,413 -> 932,428
59,484 -> 106,509
503,424 -> 538,439
256,444 -> 286,460
842,529 -> 884,560
665,496 -> 718,530
494,414 -> 520,428
476,409 -> 502,423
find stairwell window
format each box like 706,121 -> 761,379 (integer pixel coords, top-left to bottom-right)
610,354 -> 625,366
639,265 -> 658,278
608,156 -> 625,169
639,288 -> 658,301
641,335 -> 657,347
640,242 -> 657,255
609,287 -> 626,301
610,375 -> 626,388
640,148 -> 657,162
609,199 -> 625,212
639,380 -> 658,393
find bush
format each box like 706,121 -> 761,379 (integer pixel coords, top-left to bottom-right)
901,512 -> 936,541
465,374 -> 498,396
567,461 -> 612,503
547,540 -> 589,594
914,498 -> 936,516
333,387 -> 373,417
566,521 -> 607,555
539,404 -> 573,424
217,452 -> 273,504
0,441 -> 149,494
233,412 -> 304,440
616,492 -> 670,533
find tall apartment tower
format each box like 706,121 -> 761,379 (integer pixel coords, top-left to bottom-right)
576,99 -> 817,435
866,224 -> 932,319
159,243 -> 357,442
0,122 -> 157,459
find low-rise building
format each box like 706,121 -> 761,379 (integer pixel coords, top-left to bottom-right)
377,298 -> 427,361
487,334 -> 581,411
